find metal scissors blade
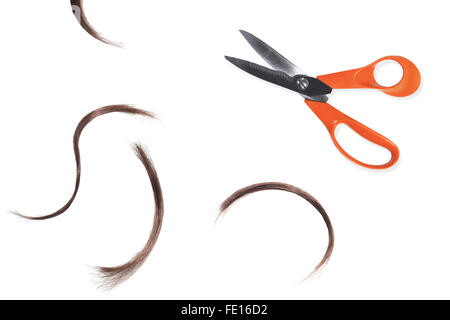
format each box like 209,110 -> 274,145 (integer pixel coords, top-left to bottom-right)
233,30 -> 329,102
225,56 -> 296,91
225,56 -> 331,100
239,30 -> 305,77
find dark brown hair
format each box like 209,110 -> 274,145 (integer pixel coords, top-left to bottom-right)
219,182 -> 335,278
96,143 -> 164,289
13,105 -> 163,289
71,0 -> 119,46
13,105 -> 156,220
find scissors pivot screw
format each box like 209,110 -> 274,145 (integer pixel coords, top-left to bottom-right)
296,77 -> 309,90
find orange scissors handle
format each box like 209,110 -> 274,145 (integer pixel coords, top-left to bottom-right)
305,100 -> 400,170
317,56 -> 421,97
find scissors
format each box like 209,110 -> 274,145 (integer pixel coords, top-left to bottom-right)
225,30 -> 421,170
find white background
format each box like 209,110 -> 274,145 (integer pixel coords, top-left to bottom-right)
0,0 -> 447,299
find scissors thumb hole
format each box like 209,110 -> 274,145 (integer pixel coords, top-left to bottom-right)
333,124 -> 392,166
358,56 -> 421,97
374,60 -> 404,87
318,56 -> 421,97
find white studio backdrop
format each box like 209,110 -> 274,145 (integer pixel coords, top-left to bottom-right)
0,0 -> 447,299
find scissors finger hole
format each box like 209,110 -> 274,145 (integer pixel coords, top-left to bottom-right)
334,124 -> 391,166
374,60 -> 404,88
